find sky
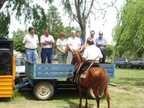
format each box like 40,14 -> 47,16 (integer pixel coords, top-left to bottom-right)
8,0 -> 125,43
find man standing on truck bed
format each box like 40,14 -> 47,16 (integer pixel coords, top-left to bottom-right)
23,27 -> 39,63
96,31 -> 108,63
40,29 -> 55,64
67,30 -> 81,64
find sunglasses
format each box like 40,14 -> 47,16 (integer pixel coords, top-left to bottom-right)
99,34 -> 103,35
61,36 -> 65,37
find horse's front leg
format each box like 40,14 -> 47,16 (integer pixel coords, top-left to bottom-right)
77,84 -> 82,108
85,88 -> 88,108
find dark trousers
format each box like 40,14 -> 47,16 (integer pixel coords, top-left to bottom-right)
41,48 -> 53,63
100,50 -> 106,63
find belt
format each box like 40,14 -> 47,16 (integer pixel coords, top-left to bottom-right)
86,60 -> 99,63
25,48 -> 36,50
42,48 -> 52,50
100,49 -> 106,51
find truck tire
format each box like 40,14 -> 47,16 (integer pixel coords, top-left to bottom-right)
88,88 -> 95,99
33,82 -> 54,100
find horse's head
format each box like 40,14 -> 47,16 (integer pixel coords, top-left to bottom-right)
71,50 -> 83,65
71,50 -> 77,65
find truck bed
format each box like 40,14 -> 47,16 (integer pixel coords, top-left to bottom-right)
25,62 -> 115,80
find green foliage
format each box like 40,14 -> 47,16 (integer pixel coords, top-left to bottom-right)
11,29 -> 27,53
46,5 -> 64,54
32,5 -> 65,54
0,12 -> 10,37
46,5 -> 65,41
32,5 -> 65,39
0,0 -> 53,38
61,0 -> 95,41
64,26 -> 79,39
106,45 -> 115,62
113,0 -> 144,57
106,45 -> 114,57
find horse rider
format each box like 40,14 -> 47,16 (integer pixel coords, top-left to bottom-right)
72,38 -> 103,82
79,37 -> 103,72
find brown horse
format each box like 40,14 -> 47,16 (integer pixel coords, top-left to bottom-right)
71,50 -> 110,108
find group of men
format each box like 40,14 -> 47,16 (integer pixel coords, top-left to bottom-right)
23,27 -> 54,63
23,27 -> 108,64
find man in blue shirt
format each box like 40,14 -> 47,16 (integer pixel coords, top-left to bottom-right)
95,31 -> 108,63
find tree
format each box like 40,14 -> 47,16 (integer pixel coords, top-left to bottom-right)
11,29 -> 27,53
32,5 -> 65,39
0,12 -> 10,37
45,5 -> 64,41
1,0 -> 117,40
106,45 -> 115,62
61,0 -> 117,41
113,0 -> 144,57
0,0 -> 53,38
65,26 -> 80,39
32,5 -> 65,54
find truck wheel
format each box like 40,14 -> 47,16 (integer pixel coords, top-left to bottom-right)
88,88 -> 95,99
33,82 -> 54,100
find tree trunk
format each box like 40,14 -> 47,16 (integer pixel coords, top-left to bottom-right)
79,21 -> 86,42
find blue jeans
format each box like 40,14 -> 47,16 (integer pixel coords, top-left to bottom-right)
41,48 -> 53,63
25,49 -> 37,63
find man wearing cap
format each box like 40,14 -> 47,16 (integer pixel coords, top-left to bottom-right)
23,27 -> 39,63
96,31 -> 108,63
40,29 -> 55,64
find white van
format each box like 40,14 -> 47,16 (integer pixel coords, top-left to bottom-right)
14,50 -> 26,83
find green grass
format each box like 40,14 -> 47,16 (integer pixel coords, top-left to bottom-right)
0,68 -> 144,108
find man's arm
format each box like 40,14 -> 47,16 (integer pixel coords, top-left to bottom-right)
77,44 -> 81,50
41,36 -> 54,45
23,35 -> 27,45
67,44 -> 74,53
56,45 -> 65,54
96,43 -> 108,46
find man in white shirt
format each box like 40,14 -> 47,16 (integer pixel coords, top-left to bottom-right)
71,38 -> 103,82
40,29 -> 55,63
83,37 -> 103,60
81,37 -> 103,68
67,30 -> 81,64
23,27 -> 39,63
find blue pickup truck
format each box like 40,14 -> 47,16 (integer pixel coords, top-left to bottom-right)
17,62 -> 115,100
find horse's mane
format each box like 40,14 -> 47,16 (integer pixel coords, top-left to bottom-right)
75,50 -> 84,63
77,50 -> 84,62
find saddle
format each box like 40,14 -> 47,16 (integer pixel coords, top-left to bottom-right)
74,62 -> 100,83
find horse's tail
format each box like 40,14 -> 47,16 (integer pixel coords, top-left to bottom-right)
98,68 -> 108,98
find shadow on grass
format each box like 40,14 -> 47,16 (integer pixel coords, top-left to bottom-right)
53,89 -> 100,108
53,89 -> 79,108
